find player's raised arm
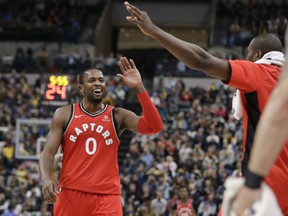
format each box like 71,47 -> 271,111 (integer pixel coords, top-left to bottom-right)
124,1 -> 231,82
115,57 -> 163,134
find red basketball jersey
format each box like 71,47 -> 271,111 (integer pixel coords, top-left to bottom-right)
177,199 -> 195,216
228,60 -> 288,215
58,103 -> 121,194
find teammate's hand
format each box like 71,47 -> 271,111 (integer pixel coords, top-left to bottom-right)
118,57 -> 144,93
124,1 -> 158,37
41,178 -> 59,204
232,186 -> 261,216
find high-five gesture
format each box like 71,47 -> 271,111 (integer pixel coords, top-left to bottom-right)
118,57 -> 145,93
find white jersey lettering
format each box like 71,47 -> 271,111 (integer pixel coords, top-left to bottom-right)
102,130 -> 110,139
70,135 -> 77,142
69,123 -> 114,145
90,123 -> 96,131
75,127 -> 83,136
106,139 -> 113,145
96,125 -> 103,133
82,123 -> 88,132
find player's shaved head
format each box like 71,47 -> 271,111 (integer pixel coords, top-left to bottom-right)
78,69 -> 103,85
251,33 -> 283,55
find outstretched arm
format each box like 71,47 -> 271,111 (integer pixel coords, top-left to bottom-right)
232,27 -> 288,215
124,1 -> 231,82
115,57 -> 163,134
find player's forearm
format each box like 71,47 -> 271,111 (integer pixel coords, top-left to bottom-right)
40,153 -> 56,181
137,90 -> 163,134
248,80 -> 288,176
151,27 -> 214,75
248,119 -> 288,176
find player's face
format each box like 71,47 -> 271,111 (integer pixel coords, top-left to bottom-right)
80,70 -> 107,103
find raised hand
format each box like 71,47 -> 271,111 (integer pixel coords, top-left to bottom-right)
118,57 -> 145,93
124,1 -> 158,37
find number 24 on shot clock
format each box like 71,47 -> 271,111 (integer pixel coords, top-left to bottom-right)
45,75 -> 69,100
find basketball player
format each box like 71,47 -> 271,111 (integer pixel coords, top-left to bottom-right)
39,57 -> 163,215
124,2 -> 288,215
232,28 -> 288,215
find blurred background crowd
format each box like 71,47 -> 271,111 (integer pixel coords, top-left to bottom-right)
0,0 -> 287,215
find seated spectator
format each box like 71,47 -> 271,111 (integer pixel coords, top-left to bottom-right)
197,192 -> 218,216
151,190 -> 167,216
135,196 -> 156,216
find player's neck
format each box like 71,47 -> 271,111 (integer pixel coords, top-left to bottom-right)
82,100 -> 104,114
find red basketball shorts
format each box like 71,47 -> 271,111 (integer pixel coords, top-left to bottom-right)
53,188 -> 123,216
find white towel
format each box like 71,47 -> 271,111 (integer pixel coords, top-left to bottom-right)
254,51 -> 285,66
231,51 -> 284,120
231,89 -> 242,120
222,177 -> 283,216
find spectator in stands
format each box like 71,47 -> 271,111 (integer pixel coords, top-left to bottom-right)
0,176 -> 8,213
80,50 -> 92,70
13,48 -> 27,73
1,53 -> 14,72
135,196 -> 156,216
104,52 -> 118,73
126,182 -> 142,209
2,204 -> 17,216
197,192 -> 218,216
151,190 -> 167,216
38,47 -> 49,72
228,18 -> 242,46
150,91 -> 161,107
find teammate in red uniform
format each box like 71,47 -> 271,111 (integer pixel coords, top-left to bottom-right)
232,28 -> 288,216
172,186 -> 196,216
123,2 -> 288,215
39,57 -> 163,215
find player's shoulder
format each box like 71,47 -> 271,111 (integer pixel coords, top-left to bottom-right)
53,104 -> 73,121
56,104 -> 72,114
229,59 -> 254,66
229,59 -> 266,74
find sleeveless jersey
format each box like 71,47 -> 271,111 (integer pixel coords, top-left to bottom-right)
58,103 -> 121,194
177,199 -> 195,216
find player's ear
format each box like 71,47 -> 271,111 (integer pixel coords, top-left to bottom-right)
79,84 -> 84,94
255,50 -> 262,61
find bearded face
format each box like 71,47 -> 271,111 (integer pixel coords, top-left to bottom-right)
79,70 -> 107,104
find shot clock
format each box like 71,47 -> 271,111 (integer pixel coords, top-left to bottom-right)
42,75 -> 70,107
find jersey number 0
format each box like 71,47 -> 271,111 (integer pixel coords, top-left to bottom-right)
85,138 -> 97,155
